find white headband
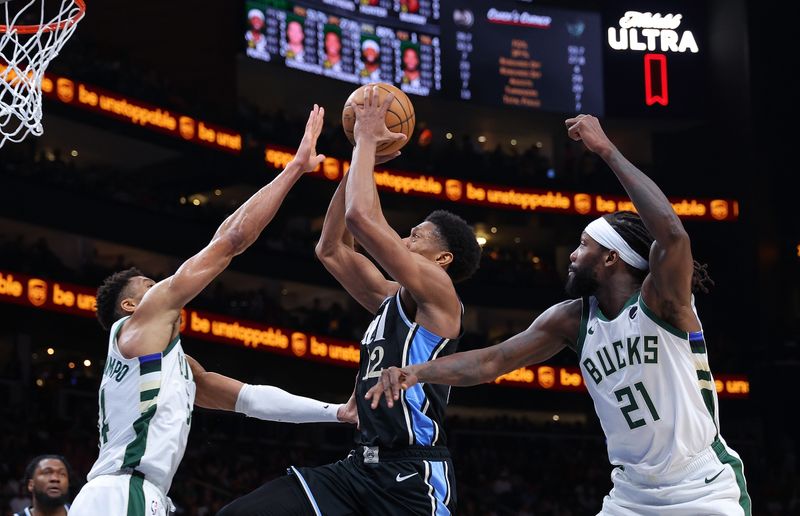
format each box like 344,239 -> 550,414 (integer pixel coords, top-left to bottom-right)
584,217 -> 649,270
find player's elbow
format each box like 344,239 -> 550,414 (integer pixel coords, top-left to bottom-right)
658,223 -> 691,248
218,227 -> 248,257
344,208 -> 371,237
315,240 -> 336,261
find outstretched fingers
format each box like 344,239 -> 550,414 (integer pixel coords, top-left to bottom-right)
365,382 -> 384,408
381,372 -> 394,409
312,105 -> 325,137
365,367 -> 408,409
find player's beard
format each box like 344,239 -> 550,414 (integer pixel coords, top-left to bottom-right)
33,486 -> 68,509
565,265 -> 599,297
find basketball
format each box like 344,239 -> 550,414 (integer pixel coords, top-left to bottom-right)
341,82 -> 415,156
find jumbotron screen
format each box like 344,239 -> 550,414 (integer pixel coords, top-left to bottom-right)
243,0 -> 604,114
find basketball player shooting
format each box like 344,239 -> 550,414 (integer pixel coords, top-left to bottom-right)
216,86 -> 481,515
69,106 -> 330,516
367,114 -> 752,515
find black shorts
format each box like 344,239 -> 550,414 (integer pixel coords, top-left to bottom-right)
290,446 -> 457,516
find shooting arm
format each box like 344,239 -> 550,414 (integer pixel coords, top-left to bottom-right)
344,132 -> 441,301
315,177 -> 398,312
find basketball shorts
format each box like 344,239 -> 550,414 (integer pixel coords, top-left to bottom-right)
291,445 -> 457,516
599,438 -> 751,516
70,472 -> 173,516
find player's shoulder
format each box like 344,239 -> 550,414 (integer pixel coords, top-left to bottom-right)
540,299 -> 584,352
545,298 -> 584,321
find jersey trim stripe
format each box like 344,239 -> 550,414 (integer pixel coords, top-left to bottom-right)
400,324 -> 419,445
442,460 -> 451,506
423,461 -> 436,515
408,333 -> 448,446
164,334 -> 180,355
289,466 -> 323,516
712,438 -> 752,515
689,331 -> 707,353
428,338 -> 450,361
126,473 -> 145,516
691,333 -> 719,431
425,460 -> 451,515
122,355 -> 162,469
595,292 -> 639,321
396,290 -> 413,328
638,296 -> 688,339
576,297 -> 591,356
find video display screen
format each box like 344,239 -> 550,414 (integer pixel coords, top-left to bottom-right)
244,0 -> 603,114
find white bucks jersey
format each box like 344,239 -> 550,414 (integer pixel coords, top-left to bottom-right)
577,292 -> 719,478
87,316 -> 195,494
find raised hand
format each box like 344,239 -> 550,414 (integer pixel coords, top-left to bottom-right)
364,365 -> 419,409
565,114 -> 615,157
353,85 -> 407,148
291,104 -> 326,173
374,150 -> 401,165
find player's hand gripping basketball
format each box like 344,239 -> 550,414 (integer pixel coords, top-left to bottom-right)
353,85 -> 407,149
290,104 -> 327,173
364,365 -> 419,409
565,114 -> 615,157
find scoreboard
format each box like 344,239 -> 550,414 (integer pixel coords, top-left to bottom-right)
244,0 -> 604,114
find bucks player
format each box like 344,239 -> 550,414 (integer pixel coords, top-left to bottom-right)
367,115 -> 751,515
217,87 -> 481,515
70,105 -> 328,516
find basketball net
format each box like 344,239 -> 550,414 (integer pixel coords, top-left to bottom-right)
0,0 -> 85,147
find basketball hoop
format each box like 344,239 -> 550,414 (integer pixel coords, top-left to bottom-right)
1,0 -> 85,147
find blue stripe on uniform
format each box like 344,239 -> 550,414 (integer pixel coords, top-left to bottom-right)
405,326 -> 444,445
288,466 -> 322,516
429,461 -> 451,515
138,352 -> 161,364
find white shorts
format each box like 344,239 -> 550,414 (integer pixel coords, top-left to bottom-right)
70,473 -> 173,516
599,439 -> 751,516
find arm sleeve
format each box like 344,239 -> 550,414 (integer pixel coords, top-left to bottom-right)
234,384 -> 343,423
